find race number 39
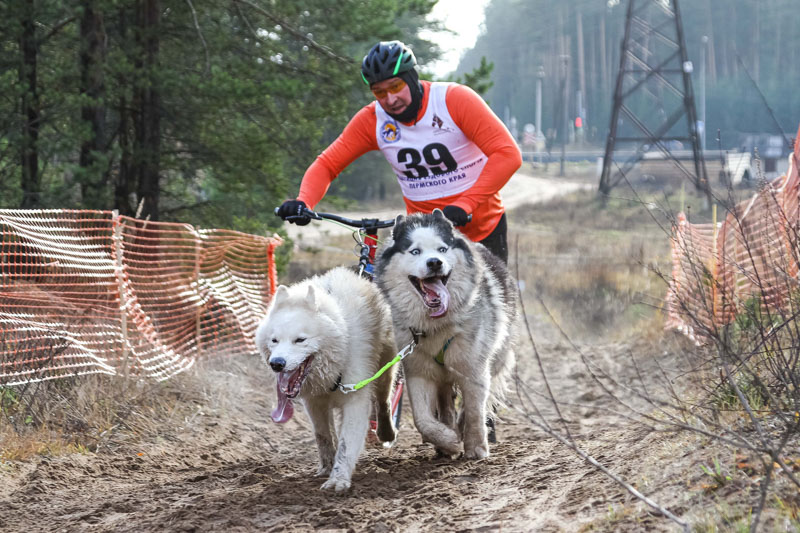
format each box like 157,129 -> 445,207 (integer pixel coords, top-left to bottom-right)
397,143 -> 457,179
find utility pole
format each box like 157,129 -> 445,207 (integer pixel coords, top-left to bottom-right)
535,66 -> 544,143
699,35 -> 707,152
536,66 -> 544,166
560,55 -> 569,177
598,0 -> 708,199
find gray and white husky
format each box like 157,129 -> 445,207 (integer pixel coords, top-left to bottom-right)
376,209 -> 517,459
255,267 -> 397,491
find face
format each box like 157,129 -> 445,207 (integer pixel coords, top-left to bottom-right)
255,286 -> 321,397
372,77 -> 412,115
379,211 -> 469,318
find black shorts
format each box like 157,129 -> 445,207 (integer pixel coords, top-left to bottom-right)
478,213 -> 508,264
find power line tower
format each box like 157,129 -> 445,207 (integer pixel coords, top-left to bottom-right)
599,0 -> 708,196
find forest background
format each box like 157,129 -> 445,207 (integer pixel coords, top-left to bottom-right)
1,0 -> 797,236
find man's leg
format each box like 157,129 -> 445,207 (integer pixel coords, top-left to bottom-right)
478,213 -> 508,264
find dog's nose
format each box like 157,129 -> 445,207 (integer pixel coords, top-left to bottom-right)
426,257 -> 443,271
269,357 -> 286,372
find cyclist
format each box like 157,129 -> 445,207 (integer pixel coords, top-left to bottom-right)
276,40 -> 521,263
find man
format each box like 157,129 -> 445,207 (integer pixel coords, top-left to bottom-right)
277,40 -> 521,262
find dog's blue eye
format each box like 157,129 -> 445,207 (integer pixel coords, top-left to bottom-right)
410,249 -> 420,255
294,337 -> 306,343
438,247 -> 448,253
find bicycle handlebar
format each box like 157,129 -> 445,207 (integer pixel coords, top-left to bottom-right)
273,206 -> 396,230
274,205 -> 472,228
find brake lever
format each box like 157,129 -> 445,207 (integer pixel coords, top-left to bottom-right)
454,213 -> 472,227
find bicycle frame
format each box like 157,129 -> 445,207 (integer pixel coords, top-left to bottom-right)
277,206 -> 395,279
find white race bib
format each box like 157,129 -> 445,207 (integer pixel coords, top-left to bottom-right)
375,83 -> 487,201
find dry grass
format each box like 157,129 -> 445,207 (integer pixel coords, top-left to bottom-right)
0,372 -> 207,461
511,189 -> 674,342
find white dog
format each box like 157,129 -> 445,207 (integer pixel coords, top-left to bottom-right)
376,210 -> 517,460
255,267 -> 397,491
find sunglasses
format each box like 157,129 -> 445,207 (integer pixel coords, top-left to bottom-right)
371,78 -> 407,99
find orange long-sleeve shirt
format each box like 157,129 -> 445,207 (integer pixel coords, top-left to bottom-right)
298,81 -> 521,241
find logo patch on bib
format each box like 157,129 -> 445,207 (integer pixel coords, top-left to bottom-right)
380,120 -> 401,143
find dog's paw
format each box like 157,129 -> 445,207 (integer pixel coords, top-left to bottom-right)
464,443 -> 490,460
315,465 -> 332,477
376,423 -> 397,444
321,477 -> 351,493
422,431 -> 460,456
434,447 -> 457,459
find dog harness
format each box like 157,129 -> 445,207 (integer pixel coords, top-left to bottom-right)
434,336 -> 454,366
334,331 -> 418,394
411,329 -> 454,366
334,330 -> 455,394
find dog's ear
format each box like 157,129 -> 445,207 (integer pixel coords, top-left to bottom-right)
432,208 -> 448,222
432,208 -> 454,230
304,284 -> 317,309
392,214 -> 405,239
272,285 -> 290,307
254,320 -> 270,353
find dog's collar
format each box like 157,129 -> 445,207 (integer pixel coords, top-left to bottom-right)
330,374 -> 342,392
409,328 -> 454,366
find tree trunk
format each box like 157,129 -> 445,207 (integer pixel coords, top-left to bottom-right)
727,4 -> 736,78
114,7 -> 135,216
79,0 -> 107,208
753,4 -> 759,81
134,0 -> 161,221
599,13 -> 608,94
576,9 -> 586,128
589,20 -> 597,131
773,3 -> 780,78
19,0 -> 40,209
704,0 -> 717,84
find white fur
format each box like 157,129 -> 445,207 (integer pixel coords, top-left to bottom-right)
377,211 -> 516,460
255,267 -> 397,491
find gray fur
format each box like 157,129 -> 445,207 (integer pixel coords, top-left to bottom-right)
376,210 -> 517,459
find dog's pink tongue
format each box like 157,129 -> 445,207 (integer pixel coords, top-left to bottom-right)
422,278 -> 450,317
271,377 -> 294,423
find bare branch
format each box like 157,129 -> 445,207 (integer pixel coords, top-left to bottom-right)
185,0 -> 210,75
232,0 -> 353,65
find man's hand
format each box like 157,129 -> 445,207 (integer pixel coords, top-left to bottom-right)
442,205 -> 471,227
276,200 -> 311,225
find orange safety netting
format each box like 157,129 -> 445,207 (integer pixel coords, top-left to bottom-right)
666,124 -> 800,342
0,210 -> 282,386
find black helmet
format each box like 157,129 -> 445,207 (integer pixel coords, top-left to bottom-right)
361,41 -> 417,85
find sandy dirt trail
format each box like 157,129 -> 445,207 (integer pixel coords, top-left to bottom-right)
1,341 -> 682,532
1,172 -> 692,532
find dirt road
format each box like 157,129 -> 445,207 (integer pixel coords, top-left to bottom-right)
2,171 -> 763,532
1,339 -> 687,532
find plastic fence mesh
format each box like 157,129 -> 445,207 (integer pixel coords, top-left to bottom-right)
667,125 -> 800,342
0,210 -> 281,386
